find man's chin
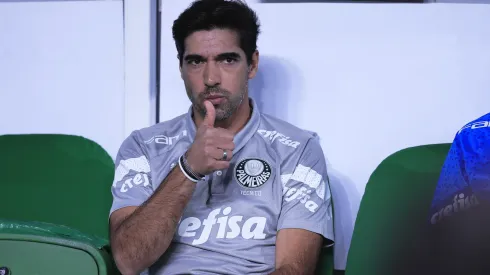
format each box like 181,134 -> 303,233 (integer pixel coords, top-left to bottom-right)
215,108 -> 234,121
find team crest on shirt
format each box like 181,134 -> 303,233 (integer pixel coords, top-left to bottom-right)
234,158 -> 272,189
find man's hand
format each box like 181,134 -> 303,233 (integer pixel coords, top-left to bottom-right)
186,101 -> 235,175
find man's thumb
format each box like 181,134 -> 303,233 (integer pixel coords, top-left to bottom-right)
203,101 -> 215,127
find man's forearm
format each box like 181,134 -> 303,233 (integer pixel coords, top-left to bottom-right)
112,167 -> 196,274
270,265 -> 306,275
270,263 -> 316,275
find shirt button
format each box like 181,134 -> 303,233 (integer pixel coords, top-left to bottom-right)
170,162 -> 176,168
216,171 -> 223,176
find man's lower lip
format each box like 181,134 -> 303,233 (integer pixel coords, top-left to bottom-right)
206,97 -> 225,104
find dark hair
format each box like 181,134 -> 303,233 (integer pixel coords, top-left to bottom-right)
172,0 -> 260,66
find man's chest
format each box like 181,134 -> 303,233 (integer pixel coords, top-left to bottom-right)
150,142 -> 284,246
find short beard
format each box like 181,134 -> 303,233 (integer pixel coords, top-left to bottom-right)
190,84 -> 247,122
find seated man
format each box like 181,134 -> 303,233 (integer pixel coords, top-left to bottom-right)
428,112 -> 490,274
109,1 -> 334,274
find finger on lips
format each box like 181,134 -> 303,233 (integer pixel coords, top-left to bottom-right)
203,101 -> 216,127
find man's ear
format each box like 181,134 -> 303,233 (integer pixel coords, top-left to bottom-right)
178,54 -> 184,79
248,50 -> 259,79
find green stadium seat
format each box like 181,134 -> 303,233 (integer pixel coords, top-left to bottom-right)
345,143 -> 451,275
0,219 -> 117,275
0,134 -> 118,274
316,199 -> 335,275
316,246 -> 334,275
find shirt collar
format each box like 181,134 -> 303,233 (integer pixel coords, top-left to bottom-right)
185,97 -> 261,154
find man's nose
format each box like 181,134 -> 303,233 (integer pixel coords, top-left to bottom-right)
203,61 -> 221,87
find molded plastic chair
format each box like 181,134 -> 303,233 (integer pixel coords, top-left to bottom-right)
345,143 -> 451,275
316,246 -> 334,275
0,134 -> 117,274
316,199 -> 335,275
0,219 -> 117,275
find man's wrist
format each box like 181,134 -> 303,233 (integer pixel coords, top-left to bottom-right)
178,153 -> 204,182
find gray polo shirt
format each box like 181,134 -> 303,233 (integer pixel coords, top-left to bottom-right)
110,98 -> 334,275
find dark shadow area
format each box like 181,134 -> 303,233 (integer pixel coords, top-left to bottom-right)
326,166 -> 361,270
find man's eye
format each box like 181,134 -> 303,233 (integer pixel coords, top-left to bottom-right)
188,60 -> 202,65
223,58 -> 236,64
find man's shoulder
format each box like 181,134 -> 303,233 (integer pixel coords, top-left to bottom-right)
456,112 -> 490,137
452,112 -> 490,152
448,112 -> 490,169
256,113 -> 319,153
472,112 -> 490,123
134,113 -> 188,142
121,113 -> 189,155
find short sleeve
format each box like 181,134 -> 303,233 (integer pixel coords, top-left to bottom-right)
426,118 -> 490,271
428,138 -> 471,225
460,122 -> 490,201
428,119 -> 490,225
110,131 -> 153,217
277,136 -> 334,244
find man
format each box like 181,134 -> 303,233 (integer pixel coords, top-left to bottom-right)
109,1 -> 334,274
428,112 -> 490,274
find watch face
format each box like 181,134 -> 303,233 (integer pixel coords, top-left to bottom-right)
0,267 -> 10,275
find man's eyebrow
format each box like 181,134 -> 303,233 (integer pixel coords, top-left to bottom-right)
216,52 -> 241,60
183,52 -> 241,62
183,54 -> 204,61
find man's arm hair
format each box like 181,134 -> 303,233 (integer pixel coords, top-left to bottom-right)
269,228 -> 323,275
109,166 -> 196,275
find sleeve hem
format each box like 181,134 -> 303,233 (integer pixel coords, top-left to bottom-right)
278,221 -> 335,245
109,203 -> 143,218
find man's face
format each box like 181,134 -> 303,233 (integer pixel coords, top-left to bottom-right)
180,28 -> 258,121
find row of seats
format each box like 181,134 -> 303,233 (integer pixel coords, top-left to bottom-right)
0,134 -> 450,275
